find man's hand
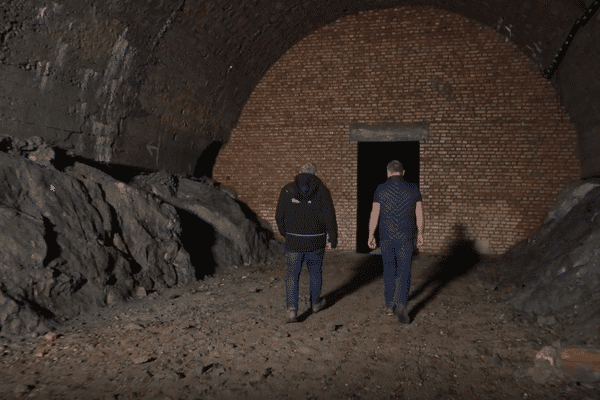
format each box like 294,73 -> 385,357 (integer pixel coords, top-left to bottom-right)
416,233 -> 424,248
368,235 -> 377,250
368,203 -> 380,251
415,202 -> 424,249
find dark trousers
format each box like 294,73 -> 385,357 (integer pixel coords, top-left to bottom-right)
285,248 -> 325,311
380,239 -> 414,309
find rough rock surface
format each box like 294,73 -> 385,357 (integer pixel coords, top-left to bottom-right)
131,170 -> 284,271
0,136 -> 194,336
496,179 -> 600,328
0,136 -> 283,337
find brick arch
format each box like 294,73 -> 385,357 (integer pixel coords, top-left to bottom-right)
213,7 -> 581,255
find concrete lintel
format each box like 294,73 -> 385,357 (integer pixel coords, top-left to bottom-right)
349,123 -> 428,142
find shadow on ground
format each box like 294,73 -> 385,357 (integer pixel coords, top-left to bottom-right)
296,253 -> 382,322
408,224 -> 481,320
294,224 -> 481,323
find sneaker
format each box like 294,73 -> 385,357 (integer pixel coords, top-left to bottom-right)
312,298 -> 326,313
385,307 -> 394,316
286,309 -> 297,323
394,304 -> 410,325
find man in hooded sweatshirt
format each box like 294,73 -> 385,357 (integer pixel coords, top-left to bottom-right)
276,162 -> 338,323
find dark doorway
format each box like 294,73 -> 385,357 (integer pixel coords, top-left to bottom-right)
356,141 -> 420,253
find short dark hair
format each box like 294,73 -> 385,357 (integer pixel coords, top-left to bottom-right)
387,160 -> 403,174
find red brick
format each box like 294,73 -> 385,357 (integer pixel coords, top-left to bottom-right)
214,7 -> 580,255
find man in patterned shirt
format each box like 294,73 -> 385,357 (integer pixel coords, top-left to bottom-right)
368,160 -> 424,324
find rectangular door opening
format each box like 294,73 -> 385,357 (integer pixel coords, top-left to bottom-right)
356,141 -> 420,253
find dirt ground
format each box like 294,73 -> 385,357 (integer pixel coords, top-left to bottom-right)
1,250 -> 599,399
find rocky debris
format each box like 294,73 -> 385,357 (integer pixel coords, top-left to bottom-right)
131,170 -> 284,271
494,179 -> 600,341
560,347 -> 600,383
0,144 -> 193,336
1,251 -> 598,399
517,343 -> 600,385
0,135 -> 282,337
0,135 -> 56,168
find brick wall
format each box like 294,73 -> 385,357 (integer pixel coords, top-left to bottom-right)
213,7 -> 581,255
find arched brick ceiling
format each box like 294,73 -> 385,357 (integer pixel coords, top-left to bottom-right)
1,0 -> 598,176
231,0 -> 587,77
169,0 -> 590,136
141,0 -> 597,174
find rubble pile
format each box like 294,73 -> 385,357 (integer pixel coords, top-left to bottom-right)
0,136 -> 283,336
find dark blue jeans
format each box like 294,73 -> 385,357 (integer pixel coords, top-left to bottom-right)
285,248 -> 325,311
380,239 -> 414,309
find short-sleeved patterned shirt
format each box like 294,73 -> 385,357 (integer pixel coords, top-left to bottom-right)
373,176 -> 422,242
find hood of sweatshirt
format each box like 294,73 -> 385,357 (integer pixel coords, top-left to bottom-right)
294,173 -> 321,201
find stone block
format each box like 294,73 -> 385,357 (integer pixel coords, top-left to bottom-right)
560,347 -> 600,383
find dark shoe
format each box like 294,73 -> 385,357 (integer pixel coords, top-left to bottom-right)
312,298 -> 326,313
286,309 -> 297,323
394,304 -> 410,325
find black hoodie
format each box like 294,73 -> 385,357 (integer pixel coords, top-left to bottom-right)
275,173 -> 338,252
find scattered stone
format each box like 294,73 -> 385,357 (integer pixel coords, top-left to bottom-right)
527,364 -> 557,385
12,383 -> 33,397
189,364 -> 208,378
123,323 -> 144,331
135,287 -> 147,298
535,346 -> 559,367
245,371 -> 264,384
490,353 -> 502,365
325,323 -> 337,332
263,367 -> 273,378
560,347 -> 600,383
298,346 -> 313,355
205,363 -> 227,377
132,355 -> 155,365
536,315 -> 557,327
106,292 -> 120,307
42,332 -> 58,346
150,368 -> 180,381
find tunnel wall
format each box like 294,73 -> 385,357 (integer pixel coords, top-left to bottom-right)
0,0 -> 244,175
0,1 -> 597,180
213,7 -> 581,255
553,6 -> 600,179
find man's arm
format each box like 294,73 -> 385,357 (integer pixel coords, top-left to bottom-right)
368,202 -> 380,250
322,187 -> 338,248
275,188 -> 287,237
415,201 -> 424,247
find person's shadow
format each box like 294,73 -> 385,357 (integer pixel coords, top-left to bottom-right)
295,224 -> 481,323
407,224 -> 481,320
296,254 -> 383,322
